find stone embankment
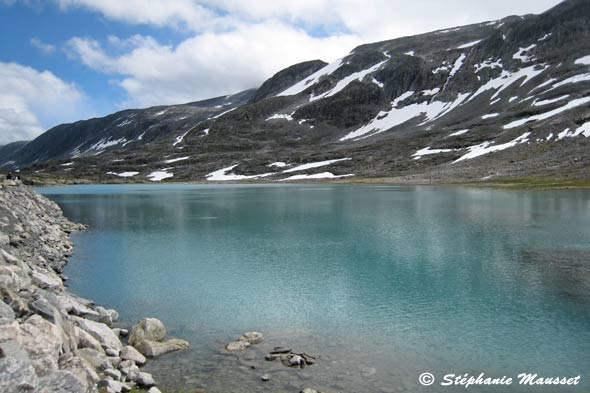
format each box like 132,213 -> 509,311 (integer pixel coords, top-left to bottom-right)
0,181 -> 189,393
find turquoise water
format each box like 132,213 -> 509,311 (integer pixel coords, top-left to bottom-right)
40,184 -> 590,392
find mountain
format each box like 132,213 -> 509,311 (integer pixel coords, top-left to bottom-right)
4,0 -> 590,183
1,89 -> 256,170
0,141 -> 29,169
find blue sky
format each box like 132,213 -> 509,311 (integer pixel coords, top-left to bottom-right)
0,0 -> 561,145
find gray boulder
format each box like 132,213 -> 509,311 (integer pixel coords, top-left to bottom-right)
0,300 -> 15,324
0,341 -> 39,393
128,318 -> 167,345
136,371 -> 156,387
128,318 -> 190,358
225,340 -> 250,352
120,345 -> 146,365
37,369 -> 92,393
72,316 -> 122,351
239,331 -> 263,344
97,378 -> 132,393
135,338 -> 190,358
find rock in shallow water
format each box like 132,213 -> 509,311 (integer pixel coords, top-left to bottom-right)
128,318 -> 190,357
239,331 -> 263,344
129,318 -> 167,345
225,340 -> 251,352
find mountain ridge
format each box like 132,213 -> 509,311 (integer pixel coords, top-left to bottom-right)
2,0 -> 589,183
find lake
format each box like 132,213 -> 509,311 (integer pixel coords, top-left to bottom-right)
39,184 -> 590,392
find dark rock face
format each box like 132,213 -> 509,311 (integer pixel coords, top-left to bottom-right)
0,141 -> 28,169
6,0 -> 590,183
250,60 -> 328,103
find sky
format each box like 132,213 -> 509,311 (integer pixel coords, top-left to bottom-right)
0,0 -> 562,145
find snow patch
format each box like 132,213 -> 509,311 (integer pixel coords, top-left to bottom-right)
278,57 -> 344,96
107,171 -> 138,178
88,138 -> 127,153
164,156 -> 190,164
557,122 -> 590,139
456,39 -> 482,49
512,44 -> 537,63
280,172 -> 354,181
538,33 -> 552,42
283,158 -> 351,173
468,65 -> 548,102
116,119 -> 133,127
447,129 -> 469,137
211,107 -> 236,119
481,113 -> 500,119
454,132 -> 531,162
412,147 -> 455,159
206,165 -> 274,181
268,162 -> 288,168
61,162 -> 74,166
449,53 -> 466,77
474,59 -> 502,73
340,92 -> 469,141
372,78 -> 384,88
548,73 -> 590,91
432,63 -> 451,74
421,88 -> 440,96
404,51 -> 415,56
437,27 -> 461,34
266,113 -> 294,121
173,130 -> 191,146
147,170 -> 173,182
310,60 -> 388,101
503,97 -> 590,129
575,55 -> 590,65
532,95 -> 569,107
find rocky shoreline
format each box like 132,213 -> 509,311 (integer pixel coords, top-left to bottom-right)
0,181 -> 189,393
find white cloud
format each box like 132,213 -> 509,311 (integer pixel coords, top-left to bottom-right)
54,0 -> 562,40
55,0 -> 220,30
0,62 -> 84,144
30,37 -> 56,54
66,22 -> 360,107
59,0 -> 561,108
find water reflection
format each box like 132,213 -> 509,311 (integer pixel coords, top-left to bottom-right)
40,184 -> 590,392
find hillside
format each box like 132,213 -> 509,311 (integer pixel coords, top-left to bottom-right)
3,0 -> 590,183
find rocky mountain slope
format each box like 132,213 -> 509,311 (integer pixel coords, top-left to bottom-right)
3,0 -> 590,183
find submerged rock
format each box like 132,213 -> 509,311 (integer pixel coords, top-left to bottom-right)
226,331 -> 263,352
129,318 -> 190,358
136,338 -> 190,358
226,340 -> 251,352
239,331 -> 263,344
0,184 -> 194,391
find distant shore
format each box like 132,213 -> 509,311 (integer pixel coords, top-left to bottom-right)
10,170 -> 590,190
